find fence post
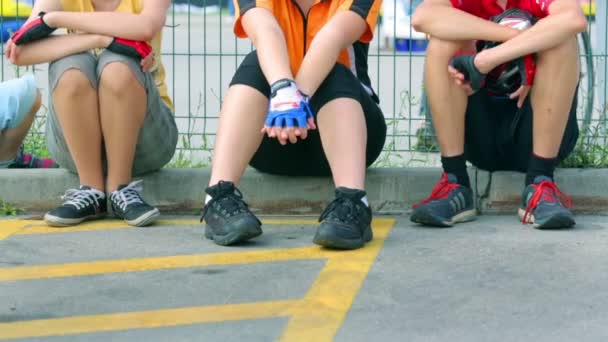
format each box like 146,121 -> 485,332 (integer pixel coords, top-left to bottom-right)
597,0 -> 607,120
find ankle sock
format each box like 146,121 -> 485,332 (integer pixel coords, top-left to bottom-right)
526,153 -> 557,185
441,154 -> 470,188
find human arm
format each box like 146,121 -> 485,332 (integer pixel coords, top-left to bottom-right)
411,0 -> 521,42
294,3 -> 371,96
42,0 -> 169,41
474,0 -> 587,73
240,5 -> 293,85
6,34 -> 110,66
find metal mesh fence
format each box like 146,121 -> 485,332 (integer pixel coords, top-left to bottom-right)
1,0 -> 606,168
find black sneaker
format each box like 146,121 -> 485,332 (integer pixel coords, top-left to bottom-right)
110,180 -> 160,227
200,181 -> 262,246
44,186 -> 107,227
410,173 -> 476,227
313,187 -> 372,250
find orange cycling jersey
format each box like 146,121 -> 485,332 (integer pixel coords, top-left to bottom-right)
234,0 -> 381,99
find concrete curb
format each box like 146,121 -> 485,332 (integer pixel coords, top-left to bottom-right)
1,168 -> 607,215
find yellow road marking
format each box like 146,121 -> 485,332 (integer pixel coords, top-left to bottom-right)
280,219 -> 394,341
0,218 -> 396,341
15,218 -> 319,235
0,300 -> 300,340
0,246 -> 335,282
0,220 -> 30,241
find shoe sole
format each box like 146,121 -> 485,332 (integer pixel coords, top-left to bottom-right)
313,225 -> 373,250
44,213 -> 106,227
518,209 -> 576,229
126,208 -> 161,227
410,207 -> 477,227
205,222 -> 263,246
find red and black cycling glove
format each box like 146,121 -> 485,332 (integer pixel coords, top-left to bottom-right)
12,12 -> 56,45
106,38 -> 153,61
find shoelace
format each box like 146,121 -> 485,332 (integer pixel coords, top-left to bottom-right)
319,197 -> 358,223
62,188 -> 102,210
412,173 -> 460,209
112,181 -> 144,211
200,184 -> 249,222
523,180 -> 572,223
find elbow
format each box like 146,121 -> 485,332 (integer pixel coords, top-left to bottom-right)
140,26 -> 157,42
570,12 -> 588,34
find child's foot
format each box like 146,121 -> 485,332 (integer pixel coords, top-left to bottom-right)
110,180 -> 160,227
201,181 -> 262,246
410,173 -> 477,227
313,187 -> 372,250
519,176 -> 575,229
44,186 -> 107,227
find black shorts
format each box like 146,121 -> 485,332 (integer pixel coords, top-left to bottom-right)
464,90 -> 579,172
230,51 -> 387,176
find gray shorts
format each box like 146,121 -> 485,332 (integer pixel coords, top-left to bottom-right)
45,50 -> 178,176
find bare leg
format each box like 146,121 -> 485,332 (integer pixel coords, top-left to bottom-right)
316,98 -> 366,190
208,85 -> 268,187
0,90 -> 40,160
98,62 -> 147,192
425,37 -> 474,156
531,37 -> 579,158
52,70 -> 104,190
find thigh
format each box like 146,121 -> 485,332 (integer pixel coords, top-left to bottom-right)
310,63 -> 387,167
46,52 -> 98,174
97,50 -> 179,176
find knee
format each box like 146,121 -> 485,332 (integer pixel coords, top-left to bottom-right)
53,69 -> 94,98
426,37 -> 473,60
99,62 -> 142,97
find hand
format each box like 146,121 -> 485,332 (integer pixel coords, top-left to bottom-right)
448,65 -> 474,96
106,38 -> 152,61
4,39 -> 20,64
262,79 -> 316,145
509,85 -> 530,108
12,12 -> 56,45
140,52 -> 155,72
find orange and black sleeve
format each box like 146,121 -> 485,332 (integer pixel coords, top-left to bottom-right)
338,0 -> 382,43
233,0 -> 274,38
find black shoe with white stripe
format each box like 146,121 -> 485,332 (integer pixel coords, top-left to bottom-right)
410,173 -> 477,227
44,186 -> 107,227
110,180 -> 160,227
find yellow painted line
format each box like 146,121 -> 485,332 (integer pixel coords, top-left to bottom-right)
0,245 -> 340,282
0,218 -> 397,341
280,218 -> 396,341
0,220 -> 31,241
0,300 -> 300,340
15,218 -> 319,235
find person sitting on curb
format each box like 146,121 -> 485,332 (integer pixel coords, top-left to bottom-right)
5,0 -> 178,227
0,73 -> 59,169
409,0 -> 585,229
200,0 -> 387,249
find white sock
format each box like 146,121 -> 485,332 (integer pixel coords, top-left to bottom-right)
361,195 -> 369,207
205,194 -> 212,204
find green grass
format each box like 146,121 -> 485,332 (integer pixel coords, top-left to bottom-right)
0,199 -> 22,216
560,125 -> 608,168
